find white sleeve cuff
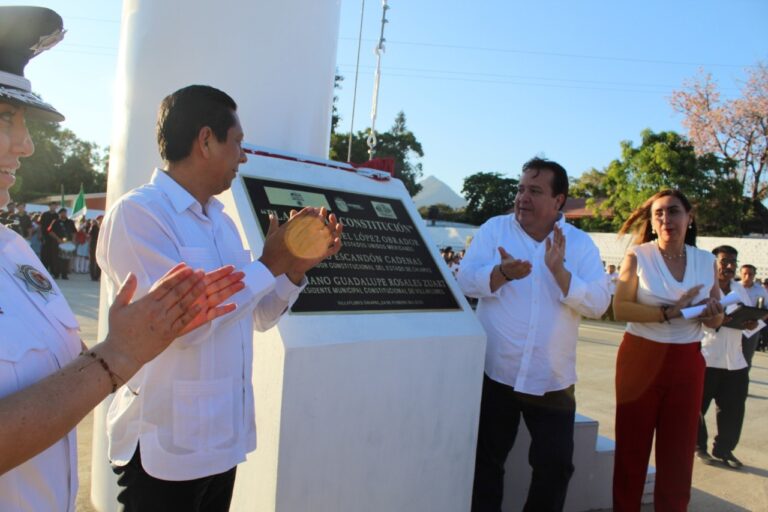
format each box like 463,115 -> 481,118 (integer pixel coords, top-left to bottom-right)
274,273 -> 307,301
242,259 -> 277,298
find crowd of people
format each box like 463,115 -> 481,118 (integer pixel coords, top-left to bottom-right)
1,5 -> 766,512
0,202 -> 103,280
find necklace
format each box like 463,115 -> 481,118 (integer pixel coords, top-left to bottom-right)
658,246 -> 686,260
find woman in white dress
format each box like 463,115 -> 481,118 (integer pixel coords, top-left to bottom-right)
611,189 -> 723,511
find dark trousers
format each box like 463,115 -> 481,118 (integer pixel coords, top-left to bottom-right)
89,250 -> 101,280
113,446 -> 237,512
41,241 -> 57,272
742,333 -> 759,367
697,366 -> 749,456
613,334 -> 704,512
471,374 -> 576,512
53,255 -> 69,278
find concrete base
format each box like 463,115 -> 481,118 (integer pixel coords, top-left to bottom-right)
230,322 -> 486,511
502,413 -> 654,511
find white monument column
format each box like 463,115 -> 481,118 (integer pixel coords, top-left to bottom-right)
92,0 -> 342,510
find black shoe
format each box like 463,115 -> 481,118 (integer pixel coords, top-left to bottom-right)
696,448 -> 715,465
714,451 -> 743,469
62,275 -> 69,280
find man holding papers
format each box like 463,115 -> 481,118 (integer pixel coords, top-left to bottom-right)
696,245 -> 763,468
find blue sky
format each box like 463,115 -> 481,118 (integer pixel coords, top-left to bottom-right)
9,0 -> 768,195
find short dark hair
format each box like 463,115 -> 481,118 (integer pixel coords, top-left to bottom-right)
741,264 -> 756,273
712,245 -> 738,257
57,208 -> 67,214
521,157 -> 569,210
157,85 -> 238,163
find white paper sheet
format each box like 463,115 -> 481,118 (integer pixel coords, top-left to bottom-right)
681,291 -> 741,320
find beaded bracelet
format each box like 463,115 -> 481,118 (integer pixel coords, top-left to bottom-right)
79,350 -> 139,396
498,264 -> 514,281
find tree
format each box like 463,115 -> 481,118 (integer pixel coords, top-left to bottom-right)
569,168 -> 609,199
671,63 -> 768,202
593,130 -> 743,236
11,119 -> 107,202
461,172 -> 518,226
330,111 -> 425,196
331,73 -> 343,134
417,203 -> 464,224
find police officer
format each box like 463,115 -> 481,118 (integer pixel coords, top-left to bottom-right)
0,7 -> 244,510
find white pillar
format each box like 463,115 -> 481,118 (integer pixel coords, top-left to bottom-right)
91,1 -> 341,510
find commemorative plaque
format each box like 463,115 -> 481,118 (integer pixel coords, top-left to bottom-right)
242,177 -> 461,313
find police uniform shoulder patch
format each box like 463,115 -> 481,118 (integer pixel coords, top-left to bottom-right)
15,263 -> 56,300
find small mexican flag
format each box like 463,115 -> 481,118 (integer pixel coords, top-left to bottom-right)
71,184 -> 87,219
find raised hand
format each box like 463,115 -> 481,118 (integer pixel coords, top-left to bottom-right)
497,246 -> 532,281
104,263 -> 206,368
178,265 -> 246,336
286,207 -> 343,279
544,224 -> 566,275
259,207 -> 343,280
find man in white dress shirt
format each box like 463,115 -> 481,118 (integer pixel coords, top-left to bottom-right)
97,85 -> 342,511
697,247 -> 763,469
739,264 -> 768,363
603,264 -> 619,321
457,158 -> 610,512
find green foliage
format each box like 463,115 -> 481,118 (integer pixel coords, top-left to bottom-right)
461,172 -> 519,226
594,129 -> 743,236
12,119 -> 107,202
417,203 -> 466,224
330,111 -> 424,196
569,168 -> 608,199
331,73 -> 343,134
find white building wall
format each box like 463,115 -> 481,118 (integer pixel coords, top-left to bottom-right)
426,226 -> 768,278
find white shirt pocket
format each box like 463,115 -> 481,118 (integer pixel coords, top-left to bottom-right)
46,294 -> 80,330
0,311 -> 57,399
172,377 -> 235,451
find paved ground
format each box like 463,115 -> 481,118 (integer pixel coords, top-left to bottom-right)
60,273 -> 768,511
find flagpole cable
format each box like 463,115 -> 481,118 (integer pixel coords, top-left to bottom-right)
346,0 -> 366,163
367,0 -> 389,160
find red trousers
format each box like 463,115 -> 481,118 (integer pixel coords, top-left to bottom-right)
613,332 -> 705,512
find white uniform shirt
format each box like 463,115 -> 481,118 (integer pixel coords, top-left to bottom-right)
743,282 -> 768,309
700,281 -> 749,370
0,226 -> 81,511
457,214 -> 610,396
626,243 -> 715,344
97,170 -> 303,481
606,271 -> 619,295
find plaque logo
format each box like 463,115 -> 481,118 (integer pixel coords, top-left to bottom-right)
334,197 -> 350,212
371,201 -> 397,220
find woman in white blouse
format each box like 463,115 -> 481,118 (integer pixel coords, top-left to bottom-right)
611,189 -> 723,512
0,7 -> 243,510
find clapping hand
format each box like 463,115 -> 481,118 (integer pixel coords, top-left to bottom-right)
544,224 -> 566,275
259,207 -> 343,281
694,297 -> 723,321
178,265 -> 246,336
667,285 -> 704,319
284,206 -> 343,278
497,247 -> 532,280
